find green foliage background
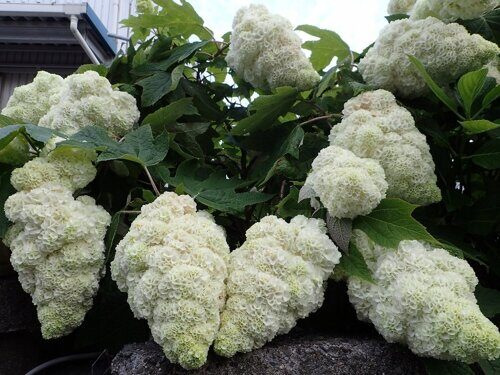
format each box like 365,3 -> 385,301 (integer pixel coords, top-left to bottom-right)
0,1 -> 499,373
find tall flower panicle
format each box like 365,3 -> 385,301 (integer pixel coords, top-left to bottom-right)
111,192 -> 230,370
214,215 -> 340,357
348,230 -> 500,363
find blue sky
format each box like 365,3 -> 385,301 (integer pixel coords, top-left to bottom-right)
189,0 -> 391,52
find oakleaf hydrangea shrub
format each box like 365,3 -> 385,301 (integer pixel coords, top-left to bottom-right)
3,146 -> 110,339
303,146 -> 387,219
1,71 -> 64,124
329,90 -> 441,205
359,18 -> 499,98
111,192 -> 230,370
226,4 -> 320,91
2,70 -> 139,137
214,215 -> 341,357
348,230 -> 500,363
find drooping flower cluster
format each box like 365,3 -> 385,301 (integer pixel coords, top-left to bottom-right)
3,147 -> 110,339
388,0 -> 499,22
214,215 -> 340,357
358,17 -> 499,98
1,71 -> 64,124
303,146 -> 387,219
329,90 -> 441,205
226,4 -> 320,91
111,192 -> 230,370
348,230 -> 500,363
2,70 -> 139,137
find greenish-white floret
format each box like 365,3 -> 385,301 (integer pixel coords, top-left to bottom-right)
329,90 -> 441,205
111,192 -> 230,370
348,230 -> 500,363
226,4 -> 320,91
214,215 -> 341,357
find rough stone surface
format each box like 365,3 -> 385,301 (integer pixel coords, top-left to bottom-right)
111,335 -> 425,375
0,276 -> 38,333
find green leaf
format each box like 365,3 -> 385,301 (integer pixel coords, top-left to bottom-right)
261,125 -> 304,184
296,25 -> 350,71
157,160 -> 273,213
0,125 -> 21,151
457,68 -> 487,118
58,125 -> 169,167
326,214 -> 352,252
104,213 -> 122,264
232,87 -> 298,135
138,70 -> 182,107
0,114 -> 19,127
336,242 -> 374,283
22,124 -> 63,143
408,55 -> 461,118
460,119 -> 500,134
0,169 -> 15,238
385,14 -> 410,22
152,0 -> 212,40
277,187 -> 313,219
470,139 -> 500,169
142,97 -> 199,132
354,198 -> 437,249
459,8 -> 500,43
316,67 -> 337,97
133,41 -> 208,75
475,285 -> 500,318
479,358 -> 500,375
423,359 -> 474,375
76,64 -> 108,77
98,126 -> 169,166
482,85 -> 500,109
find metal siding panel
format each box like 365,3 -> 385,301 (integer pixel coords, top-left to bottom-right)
0,72 -> 35,109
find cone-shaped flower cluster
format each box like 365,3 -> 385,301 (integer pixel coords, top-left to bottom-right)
3,146 -> 110,339
214,215 -> 340,357
226,4 -> 320,91
111,192 -> 230,370
348,230 -> 500,363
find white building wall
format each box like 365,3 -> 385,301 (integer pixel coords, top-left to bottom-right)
0,0 -> 137,40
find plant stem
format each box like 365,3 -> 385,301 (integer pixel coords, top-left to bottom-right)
119,210 -> 141,215
143,165 -> 161,197
299,114 -> 336,126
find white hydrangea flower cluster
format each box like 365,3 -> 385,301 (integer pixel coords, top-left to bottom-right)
3,153 -> 110,339
1,71 -> 64,124
387,0 -> 417,14
226,4 -> 320,91
214,215 -> 341,357
111,192 -> 230,370
358,17 -> 499,98
329,90 -> 441,205
303,146 -> 387,219
39,71 -> 139,137
348,230 -> 500,363
2,70 -> 139,138
410,0 -> 498,22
